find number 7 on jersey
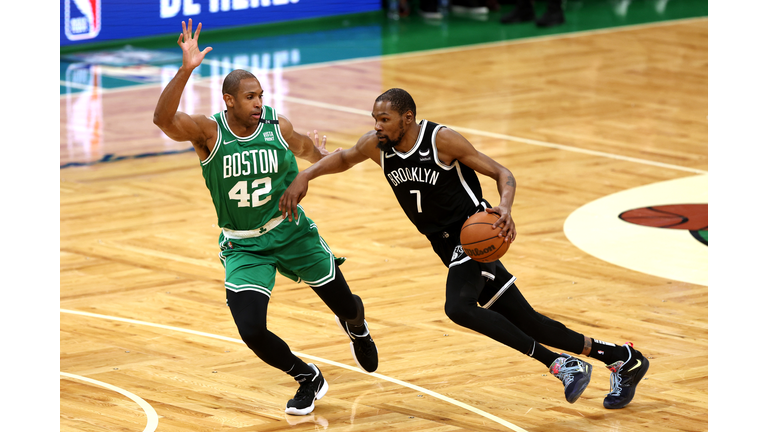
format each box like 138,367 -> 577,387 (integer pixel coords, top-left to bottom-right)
410,189 -> 422,213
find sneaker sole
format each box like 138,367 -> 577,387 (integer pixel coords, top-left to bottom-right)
566,362 -> 592,404
419,11 -> 443,19
285,379 -> 329,416
335,316 -> 378,373
451,6 -> 489,14
604,356 -> 649,409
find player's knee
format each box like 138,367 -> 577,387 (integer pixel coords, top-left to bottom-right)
237,323 -> 269,348
444,299 -> 474,326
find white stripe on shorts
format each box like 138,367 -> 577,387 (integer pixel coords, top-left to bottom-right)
304,237 -> 337,287
225,282 -> 272,298
480,275 -> 517,309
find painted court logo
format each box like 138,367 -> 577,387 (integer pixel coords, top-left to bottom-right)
65,0 -> 101,41
619,204 -> 708,245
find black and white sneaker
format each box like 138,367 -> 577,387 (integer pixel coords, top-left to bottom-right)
285,364 -> 329,416
603,343 -> 649,409
336,316 -> 378,373
550,354 -> 593,403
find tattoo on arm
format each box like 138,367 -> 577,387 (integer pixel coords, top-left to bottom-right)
506,174 -> 516,188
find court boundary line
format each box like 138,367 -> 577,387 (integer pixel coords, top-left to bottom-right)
60,371 -> 159,432
60,91 -> 706,174
281,96 -> 707,174
60,308 -> 529,432
60,80 -> 94,91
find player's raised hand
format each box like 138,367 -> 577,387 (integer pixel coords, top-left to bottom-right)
178,19 -> 212,71
308,130 -> 342,158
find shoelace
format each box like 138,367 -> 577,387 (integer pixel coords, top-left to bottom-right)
343,321 -> 375,358
605,360 -> 627,396
553,358 -> 584,387
606,345 -> 634,396
358,338 -> 376,355
294,384 -> 315,400
294,376 -> 319,400
607,368 -> 624,396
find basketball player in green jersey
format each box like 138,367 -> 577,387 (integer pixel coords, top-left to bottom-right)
153,19 -> 378,416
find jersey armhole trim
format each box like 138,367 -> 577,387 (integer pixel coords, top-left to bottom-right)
272,108 -> 291,151
201,117 -> 221,166
432,125 -> 454,171
455,159 -> 481,206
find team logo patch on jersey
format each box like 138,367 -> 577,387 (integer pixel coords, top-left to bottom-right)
263,131 -> 275,141
451,245 -> 465,261
419,148 -> 431,161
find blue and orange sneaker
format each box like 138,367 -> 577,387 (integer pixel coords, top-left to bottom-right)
603,343 -> 650,409
550,354 -> 593,403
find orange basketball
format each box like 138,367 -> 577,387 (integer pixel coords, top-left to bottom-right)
460,212 -> 509,263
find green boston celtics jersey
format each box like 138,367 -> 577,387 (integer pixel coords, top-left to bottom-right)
200,106 -> 298,230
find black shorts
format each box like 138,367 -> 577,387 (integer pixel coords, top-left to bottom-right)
425,211 -> 517,308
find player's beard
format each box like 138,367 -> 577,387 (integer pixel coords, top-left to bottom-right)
376,119 -> 406,151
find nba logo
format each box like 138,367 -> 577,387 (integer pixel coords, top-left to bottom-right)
65,0 -> 101,41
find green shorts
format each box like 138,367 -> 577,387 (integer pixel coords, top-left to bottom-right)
218,209 -> 345,297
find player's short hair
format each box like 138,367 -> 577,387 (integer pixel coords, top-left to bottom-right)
376,88 -> 417,118
222,69 -> 257,96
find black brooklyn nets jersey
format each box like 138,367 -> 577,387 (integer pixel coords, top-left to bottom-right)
381,120 -> 484,236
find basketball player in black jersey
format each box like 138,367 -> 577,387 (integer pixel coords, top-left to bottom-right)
279,88 -> 649,409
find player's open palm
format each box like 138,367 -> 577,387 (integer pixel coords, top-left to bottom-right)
308,130 -> 342,157
178,19 -> 212,70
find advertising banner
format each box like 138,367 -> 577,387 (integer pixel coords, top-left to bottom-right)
61,0 -> 381,47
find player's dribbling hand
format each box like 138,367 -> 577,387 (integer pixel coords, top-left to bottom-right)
487,207 -> 517,243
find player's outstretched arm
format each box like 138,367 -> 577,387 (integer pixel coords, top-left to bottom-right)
153,19 -> 214,157
435,127 -> 517,242
278,115 -> 341,163
279,131 -> 379,221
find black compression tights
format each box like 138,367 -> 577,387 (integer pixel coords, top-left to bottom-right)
226,266 -> 363,375
444,262 -> 584,355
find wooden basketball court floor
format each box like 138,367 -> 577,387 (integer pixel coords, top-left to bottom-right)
60,16 -> 708,432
